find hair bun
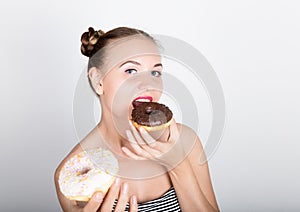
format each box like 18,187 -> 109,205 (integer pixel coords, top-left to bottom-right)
81,27 -> 105,57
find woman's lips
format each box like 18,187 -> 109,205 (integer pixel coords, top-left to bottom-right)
133,96 -> 153,102
132,96 -> 153,107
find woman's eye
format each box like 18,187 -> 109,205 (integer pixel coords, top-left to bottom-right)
151,70 -> 162,77
125,69 -> 137,74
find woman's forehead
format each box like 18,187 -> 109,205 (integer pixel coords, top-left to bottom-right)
101,35 -> 161,71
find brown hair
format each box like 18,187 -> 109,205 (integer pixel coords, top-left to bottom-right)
80,27 -> 156,70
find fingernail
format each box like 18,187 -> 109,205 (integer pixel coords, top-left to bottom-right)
139,127 -> 146,133
125,130 -> 130,137
122,183 -> 128,194
93,192 -> 103,203
131,195 -> 137,205
114,178 -> 120,186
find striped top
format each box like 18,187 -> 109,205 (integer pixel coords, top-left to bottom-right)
113,187 -> 181,211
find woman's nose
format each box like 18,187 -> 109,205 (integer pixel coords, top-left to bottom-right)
135,73 -> 162,90
137,80 -> 148,90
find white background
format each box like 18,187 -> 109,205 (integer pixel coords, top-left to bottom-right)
0,0 -> 299,211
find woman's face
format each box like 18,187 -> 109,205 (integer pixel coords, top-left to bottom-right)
99,36 -> 163,118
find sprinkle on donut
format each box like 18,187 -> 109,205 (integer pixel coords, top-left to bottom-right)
58,147 -> 119,201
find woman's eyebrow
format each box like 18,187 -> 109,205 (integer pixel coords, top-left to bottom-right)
154,63 -> 163,68
119,60 -> 141,67
119,61 -> 163,68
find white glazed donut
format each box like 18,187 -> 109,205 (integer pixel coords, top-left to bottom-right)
58,147 -> 119,201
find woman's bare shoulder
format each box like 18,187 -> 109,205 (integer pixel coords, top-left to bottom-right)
176,122 -> 197,135
175,122 -> 205,160
54,143 -> 83,178
55,126 -> 102,177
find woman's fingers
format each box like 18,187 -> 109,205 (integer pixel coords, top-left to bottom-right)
168,119 -> 180,142
99,179 -> 135,212
99,178 -> 121,211
125,120 -> 180,161
138,127 -> 157,147
121,146 -> 145,160
114,183 -> 130,211
81,192 -> 104,212
138,127 -> 173,153
129,121 -> 145,145
129,195 -> 138,212
69,177 -> 136,212
126,130 -> 154,159
126,130 -> 148,156
70,192 -> 104,212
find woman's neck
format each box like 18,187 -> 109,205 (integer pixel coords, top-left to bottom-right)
97,113 -> 130,155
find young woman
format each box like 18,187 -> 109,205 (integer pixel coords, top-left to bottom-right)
54,27 -> 219,212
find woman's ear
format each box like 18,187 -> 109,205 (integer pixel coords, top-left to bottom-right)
88,67 -> 104,95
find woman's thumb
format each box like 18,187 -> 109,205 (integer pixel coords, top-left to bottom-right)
84,192 -> 104,211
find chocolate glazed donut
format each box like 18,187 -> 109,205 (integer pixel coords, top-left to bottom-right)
131,101 -> 173,131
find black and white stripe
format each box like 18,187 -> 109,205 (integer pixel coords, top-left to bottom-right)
113,187 -> 181,211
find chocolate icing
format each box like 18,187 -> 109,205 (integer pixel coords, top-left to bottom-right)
131,101 -> 173,127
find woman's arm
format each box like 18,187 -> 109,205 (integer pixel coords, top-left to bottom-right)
123,120 -> 219,211
168,125 -> 219,211
54,145 -> 82,211
168,159 -> 219,211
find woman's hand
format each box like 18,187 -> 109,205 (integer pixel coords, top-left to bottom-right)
122,119 -> 186,169
70,179 -> 137,212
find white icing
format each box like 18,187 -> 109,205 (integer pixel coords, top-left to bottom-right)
58,148 -> 118,199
